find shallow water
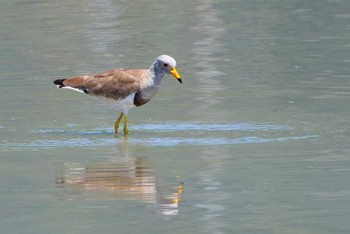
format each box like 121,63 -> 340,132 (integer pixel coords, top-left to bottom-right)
1,0 -> 350,233
2,122 -> 314,149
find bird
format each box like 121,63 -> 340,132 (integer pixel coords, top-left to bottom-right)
53,55 -> 182,135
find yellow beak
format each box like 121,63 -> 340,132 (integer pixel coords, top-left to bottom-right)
170,67 -> 182,83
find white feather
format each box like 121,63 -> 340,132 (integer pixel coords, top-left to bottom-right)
93,93 -> 136,115
59,86 -> 86,94
114,93 -> 136,115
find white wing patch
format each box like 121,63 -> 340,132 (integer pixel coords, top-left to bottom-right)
59,86 -> 87,94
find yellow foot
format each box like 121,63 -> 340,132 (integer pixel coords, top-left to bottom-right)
114,112 -> 123,135
123,114 -> 129,135
123,128 -> 129,135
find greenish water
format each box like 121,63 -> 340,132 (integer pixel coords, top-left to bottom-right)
1,0 -> 350,233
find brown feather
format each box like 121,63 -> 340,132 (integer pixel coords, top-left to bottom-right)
63,69 -> 151,100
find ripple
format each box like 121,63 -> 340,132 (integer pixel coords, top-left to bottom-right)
129,122 -> 292,132
1,138 -> 114,149
32,129 -> 112,136
31,122 -> 292,135
0,136 -> 317,149
1,122 -> 315,150
131,135 -> 317,147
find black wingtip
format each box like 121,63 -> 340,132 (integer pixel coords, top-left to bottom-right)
53,79 -> 66,88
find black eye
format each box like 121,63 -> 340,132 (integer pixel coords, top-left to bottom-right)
163,63 -> 169,67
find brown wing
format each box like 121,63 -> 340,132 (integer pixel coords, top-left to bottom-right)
63,69 -> 148,100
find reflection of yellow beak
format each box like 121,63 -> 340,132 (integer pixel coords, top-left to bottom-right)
170,67 -> 182,83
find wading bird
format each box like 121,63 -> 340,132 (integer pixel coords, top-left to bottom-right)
54,55 -> 182,135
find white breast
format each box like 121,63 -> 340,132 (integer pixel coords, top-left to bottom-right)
113,93 -> 136,115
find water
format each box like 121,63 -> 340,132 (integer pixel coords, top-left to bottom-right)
1,0 -> 350,233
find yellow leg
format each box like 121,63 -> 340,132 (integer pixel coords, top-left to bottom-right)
123,114 -> 129,135
114,112 -> 123,134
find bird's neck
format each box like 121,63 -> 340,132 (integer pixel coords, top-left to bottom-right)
149,62 -> 165,85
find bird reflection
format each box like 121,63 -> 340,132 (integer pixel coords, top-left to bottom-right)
56,157 -> 183,215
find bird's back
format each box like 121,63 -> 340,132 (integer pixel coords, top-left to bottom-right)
56,69 -> 152,101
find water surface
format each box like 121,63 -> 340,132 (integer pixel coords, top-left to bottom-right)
1,0 -> 350,233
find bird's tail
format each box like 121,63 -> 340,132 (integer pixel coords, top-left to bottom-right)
53,78 -> 88,94
53,79 -> 66,88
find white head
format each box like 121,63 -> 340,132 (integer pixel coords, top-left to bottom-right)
153,55 -> 182,83
157,55 -> 177,67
